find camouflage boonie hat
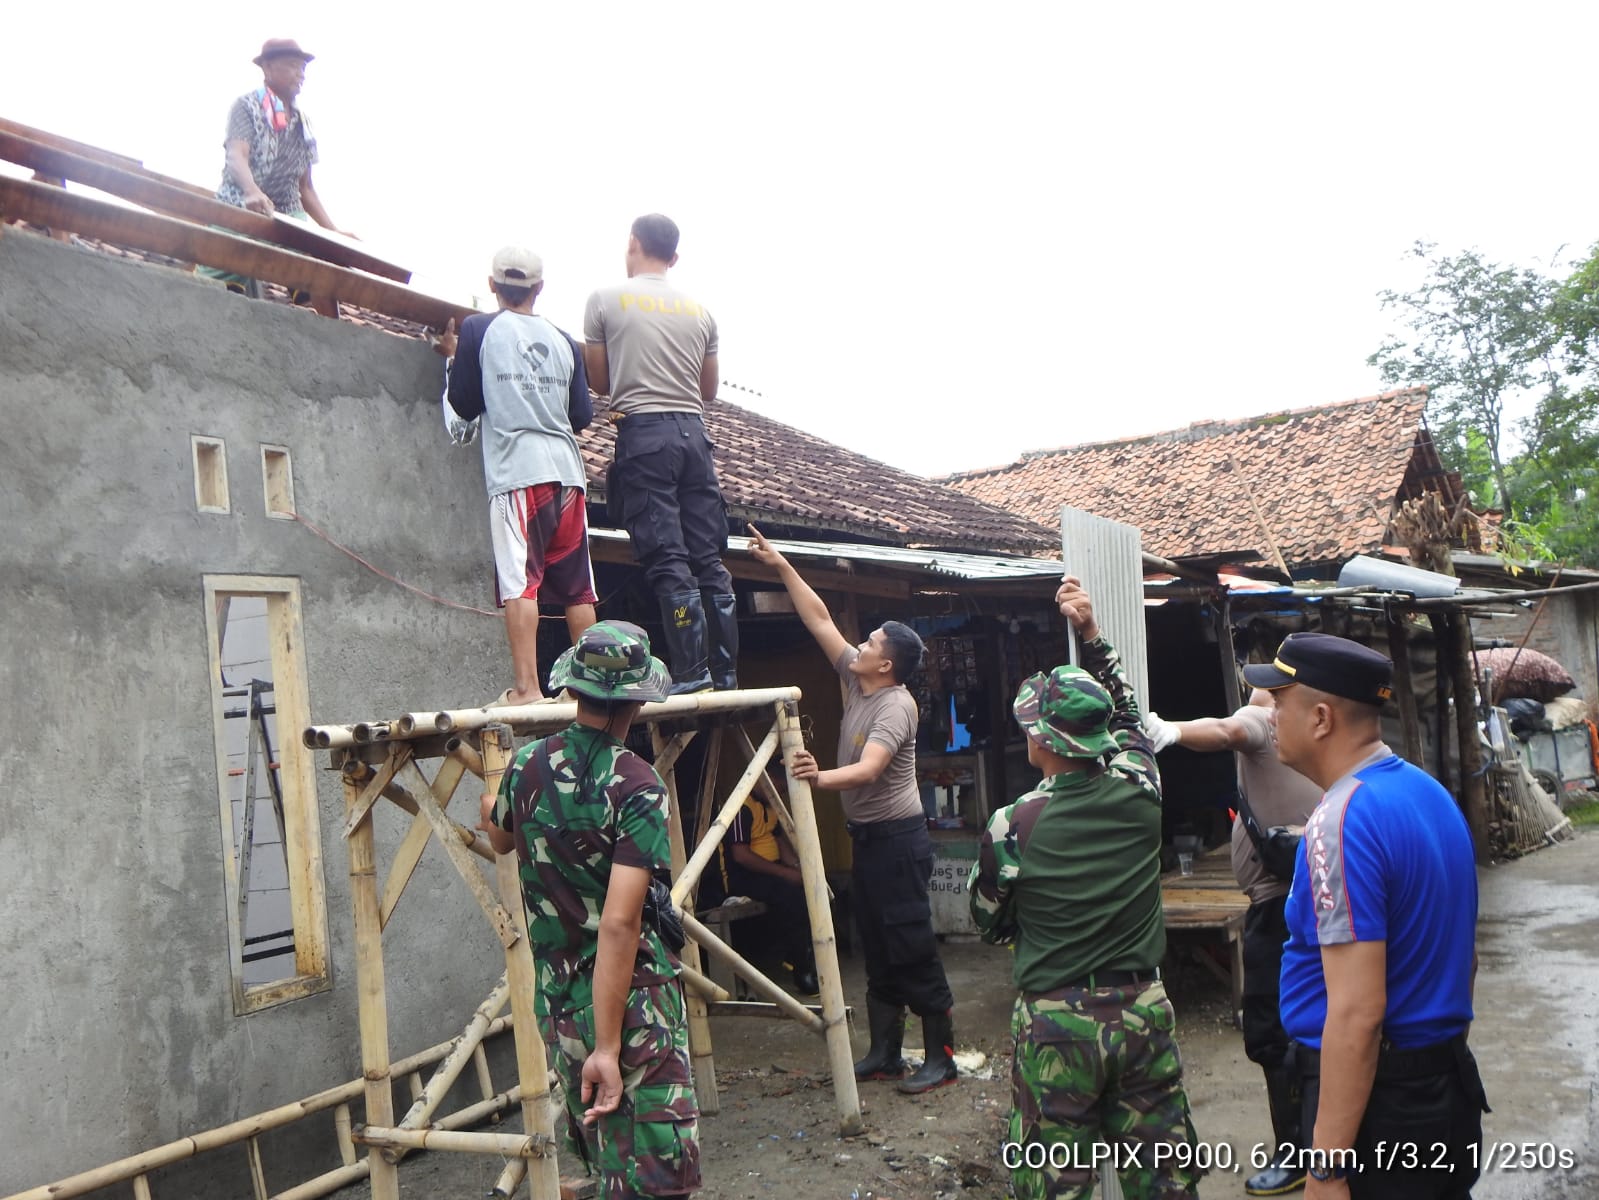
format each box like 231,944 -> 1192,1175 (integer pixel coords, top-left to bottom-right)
1013,666 -> 1118,759
548,621 -> 671,703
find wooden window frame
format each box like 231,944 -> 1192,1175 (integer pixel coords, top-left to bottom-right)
192,435 -> 230,514
261,444 -> 296,519
203,575 -> 331,1013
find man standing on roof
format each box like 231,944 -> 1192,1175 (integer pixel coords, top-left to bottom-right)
481,621 -> 700,1198
205,39 -> 349,298
971,576 -> 1201,1200
747,525 -> 959,1095
1243,633 -> 1486,1199
215,39 -> 345,231
434,247 -> 597,705
584,215 -> 736,696
1144,693 -> 1322,1196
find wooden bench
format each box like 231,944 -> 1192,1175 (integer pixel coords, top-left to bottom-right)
695,899 -> 769,997
1160,848 -> 1249,1026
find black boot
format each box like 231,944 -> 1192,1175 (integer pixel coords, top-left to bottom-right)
898,1010 -> 957,1094
853,997 -> 907,1081
1245,1064 -> 1306,1195
702,590 -> 740,690
659,592 -> 712,695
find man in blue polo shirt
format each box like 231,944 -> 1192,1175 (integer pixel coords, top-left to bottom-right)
1245,632 -> 1488,1199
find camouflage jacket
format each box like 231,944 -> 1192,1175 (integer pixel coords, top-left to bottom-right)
494,723 -> 678,1020
968,633 -> 1161,948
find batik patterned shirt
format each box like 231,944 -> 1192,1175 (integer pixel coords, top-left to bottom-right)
494,723 -> 678,1022
215,88 -> 318,215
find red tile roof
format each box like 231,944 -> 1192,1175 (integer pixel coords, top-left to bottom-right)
943,389 -> 1455,569
579,399 -> 1058,553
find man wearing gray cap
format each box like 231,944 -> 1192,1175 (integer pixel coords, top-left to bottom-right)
1246,632 -> 1487,1199
435,248 -> 597,704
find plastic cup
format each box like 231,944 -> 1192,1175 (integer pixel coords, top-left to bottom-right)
1178,852 -> 1194,876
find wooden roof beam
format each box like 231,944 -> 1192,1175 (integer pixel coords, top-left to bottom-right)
0,128 -> 411,282
0,175 -> 468,332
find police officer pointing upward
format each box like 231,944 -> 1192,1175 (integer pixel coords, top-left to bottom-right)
1245,632 -> 1488,1200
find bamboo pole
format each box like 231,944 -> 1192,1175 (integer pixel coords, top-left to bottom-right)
652,730 -> 698,780
386,977 -> 512,1161
306,687 -> 804,749
668,723 -> 781,910
391,758 -> 521,947
1,1019 -> 516,1200
344,774 -> 399,1200
447,736 -> 486,779
472,1044 -> 496,1102
246,1137 -> 269,1200
731,727 -> 832,901
653,725 -> 720,1115
493,1160 -> 528,1200
333,1105 -> 356,1167
132,1178 -> 152,1200
776,698 -> 863,1136
482,723 -> 563,1200
340,746 -> 411,841
378,754 -> 469,929
680,963 -> 733,1004
353,1127 -> 553,1158
680,913 -> 825,1033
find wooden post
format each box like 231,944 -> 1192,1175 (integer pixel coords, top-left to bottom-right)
1212,593 -> 1241,710
1387,608 -> 1425,767
480,724 -> 562,1200
343,773 -> 399,1200
776,699 -> 864,1136
651,726 -> 720,1115
1428,613 -> 1453,792
1447,612 -> 1492,860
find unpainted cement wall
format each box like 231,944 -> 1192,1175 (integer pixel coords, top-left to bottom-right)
0,230 -> 520,1193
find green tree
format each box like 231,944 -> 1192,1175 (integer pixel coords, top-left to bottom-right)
1369,241 -> 1562,517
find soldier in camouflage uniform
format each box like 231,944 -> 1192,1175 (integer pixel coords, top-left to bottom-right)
969,578 -> 1200,1200
481,621 -> 700,1199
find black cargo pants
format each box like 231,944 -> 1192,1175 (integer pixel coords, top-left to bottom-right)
609,412 -> 733,599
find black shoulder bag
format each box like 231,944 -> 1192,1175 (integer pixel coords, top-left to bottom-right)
534,740 -> 687,955
1235,776 -> 1302,884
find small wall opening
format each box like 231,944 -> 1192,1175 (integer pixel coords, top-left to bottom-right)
192,436 -> 229,513
262,445 -> 295,519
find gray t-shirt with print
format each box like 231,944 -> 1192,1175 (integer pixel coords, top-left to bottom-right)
833,648 -> 923,825
583,273 -> 718,416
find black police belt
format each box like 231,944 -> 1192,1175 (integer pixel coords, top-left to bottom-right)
845,814 -> 926,842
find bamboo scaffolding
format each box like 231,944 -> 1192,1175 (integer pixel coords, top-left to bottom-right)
654,725 -> 720,1115
680,963 -> 733,1004
386,977 -> 512,1162
0,1018 -> 522,1200
306,687 -> 804,748
482,724 -> 563,1200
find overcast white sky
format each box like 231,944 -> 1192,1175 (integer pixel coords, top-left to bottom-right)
4,2 -> 1594,475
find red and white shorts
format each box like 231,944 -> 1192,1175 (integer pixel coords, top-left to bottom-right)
489,484 -> 598,608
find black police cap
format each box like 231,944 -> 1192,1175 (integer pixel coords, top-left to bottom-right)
1242,632 -> 1394,706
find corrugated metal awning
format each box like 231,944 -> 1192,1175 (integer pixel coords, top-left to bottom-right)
589,527 -> 1065,582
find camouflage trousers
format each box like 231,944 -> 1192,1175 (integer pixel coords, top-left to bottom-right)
550,979 -> 701,1198
1006,980 -> 1201,1200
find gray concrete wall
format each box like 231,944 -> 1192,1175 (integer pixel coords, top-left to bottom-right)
0,230 -> 521,1193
